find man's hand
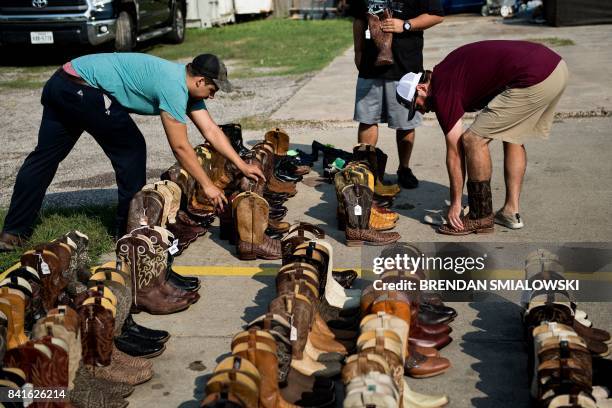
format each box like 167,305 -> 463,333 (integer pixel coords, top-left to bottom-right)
202,184 -> 228,211
240,162 -> 266,182
381,18 -> 405,33
447,202 -> 464,231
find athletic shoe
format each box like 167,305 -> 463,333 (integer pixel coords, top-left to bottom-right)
494,210 -> 524,229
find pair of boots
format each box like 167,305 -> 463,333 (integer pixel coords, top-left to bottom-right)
88,262 -> 169,359
233,192 -> 282,260
352,143 -> 400,198
367,9 -> 394,67
116,227 -> 199,315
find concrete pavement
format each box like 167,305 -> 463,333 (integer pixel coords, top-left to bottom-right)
117,15 -> 612,408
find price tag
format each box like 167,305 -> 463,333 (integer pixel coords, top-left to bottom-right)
289,315 -> 297,341
290,325 -> 298,341
365,28 -> 371,39
139,209 -> 148,226
354,205 -> 362,216
37,254 -> 51,275
168,239 -> 179,255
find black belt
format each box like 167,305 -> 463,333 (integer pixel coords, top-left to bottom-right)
57,68 -> 90,87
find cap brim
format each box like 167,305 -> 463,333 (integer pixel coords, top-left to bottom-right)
396,92 -> 417,121
213,78 -> 233,93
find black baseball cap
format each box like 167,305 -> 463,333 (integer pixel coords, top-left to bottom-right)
191,54 -> 233,92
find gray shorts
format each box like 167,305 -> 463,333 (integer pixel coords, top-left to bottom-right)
354,77 -> 423,130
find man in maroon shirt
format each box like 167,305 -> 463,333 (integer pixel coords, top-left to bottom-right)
397,40 -> 568,235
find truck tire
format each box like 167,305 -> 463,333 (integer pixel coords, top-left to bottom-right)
115,11 -> 135,51
166,3 -> 185,44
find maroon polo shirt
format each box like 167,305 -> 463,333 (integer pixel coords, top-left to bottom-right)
430,40 -> 562,135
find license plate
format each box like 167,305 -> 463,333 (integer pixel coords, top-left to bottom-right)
30,31 -> 54,44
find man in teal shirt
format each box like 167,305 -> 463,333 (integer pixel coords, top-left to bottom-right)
0,53 -> 264,250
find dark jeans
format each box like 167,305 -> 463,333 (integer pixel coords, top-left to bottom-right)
3,70 -> 147,237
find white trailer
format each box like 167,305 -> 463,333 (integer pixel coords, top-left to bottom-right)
234,0 -> 274,16
186,0 -> 236,28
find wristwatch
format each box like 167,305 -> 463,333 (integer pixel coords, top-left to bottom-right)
403,20 -> 412,32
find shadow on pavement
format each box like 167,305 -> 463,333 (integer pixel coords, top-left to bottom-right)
463,294 -> 530,408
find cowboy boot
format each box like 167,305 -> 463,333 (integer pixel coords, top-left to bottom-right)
161,162 -> 196,208
126,190 -> 165,233
20,249 -> 67,312
0,289 -> 29,349
438,179 -> 495,235
367,9 -> 394,66
116,235 -> 191,314
234,192 -> 281,260
342,184 -> 400,246
265,128 -> 290,155
78,300 -> 115,367
130,227 -> 199,302
220,123 -> 250,157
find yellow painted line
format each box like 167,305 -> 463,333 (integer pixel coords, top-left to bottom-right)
4,260 -> 612,281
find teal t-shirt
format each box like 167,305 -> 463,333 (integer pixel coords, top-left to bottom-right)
72,53 -> 206,124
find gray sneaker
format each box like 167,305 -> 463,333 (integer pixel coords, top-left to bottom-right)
494,210 -> 524,229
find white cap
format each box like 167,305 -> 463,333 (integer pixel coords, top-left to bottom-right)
396,72 -> 422,120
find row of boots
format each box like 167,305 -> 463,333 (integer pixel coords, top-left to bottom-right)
203,225 -> 364,407
159,125 -> 310,259
0,230 -> 174,407
522,249 -> 612,408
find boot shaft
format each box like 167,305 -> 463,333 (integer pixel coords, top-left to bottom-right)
466,180 -> 493,219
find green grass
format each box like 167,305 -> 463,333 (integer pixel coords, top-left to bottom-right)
0,205 -> 115,271
528,37 -> 575,47
145,19 -> 353,77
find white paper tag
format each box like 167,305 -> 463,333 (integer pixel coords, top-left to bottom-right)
289,314 -> 297,341
290,325 -> 298,341
354,205 -> 362,216
40,261 -> 51,275
22,383 -> 34,406
168,239 -> 179,255
365,28 -> 371,39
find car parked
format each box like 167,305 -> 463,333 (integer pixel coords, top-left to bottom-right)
0,0 -> 186,51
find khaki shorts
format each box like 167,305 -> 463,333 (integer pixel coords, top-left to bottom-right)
469,60 -> 569,144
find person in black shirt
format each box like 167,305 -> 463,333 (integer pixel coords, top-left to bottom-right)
350,0 -> 443,188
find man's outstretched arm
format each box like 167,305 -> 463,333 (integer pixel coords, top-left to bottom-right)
445,119 -> 466,230
160,111 -> 228,210
188,108 -> 265,181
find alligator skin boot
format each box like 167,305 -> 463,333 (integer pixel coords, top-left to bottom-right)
438,179 -> 495,235
367,9 -> 394,66
234,192 -> 281,260
264,128 -> 290,155
116,235 -> 191,314
342,184 -> 400,246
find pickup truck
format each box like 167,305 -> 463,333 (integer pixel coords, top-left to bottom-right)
0,0 -> 186,51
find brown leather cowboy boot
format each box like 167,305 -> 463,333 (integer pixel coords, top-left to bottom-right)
116,235 -> 191,314
264,128 -> 290,155
367,9 -> 394,66
126,190 -> 165,233
438,179 -> 494,235
342,184 -> 400,246
234,192 -> 281,260
20,249 -> 67,312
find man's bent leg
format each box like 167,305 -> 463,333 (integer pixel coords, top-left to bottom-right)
2,106 -> 81,238
358,123 -> 378,146
502,142 -> 526,215
86,106 -> 146,237
462,131 -> 493,221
